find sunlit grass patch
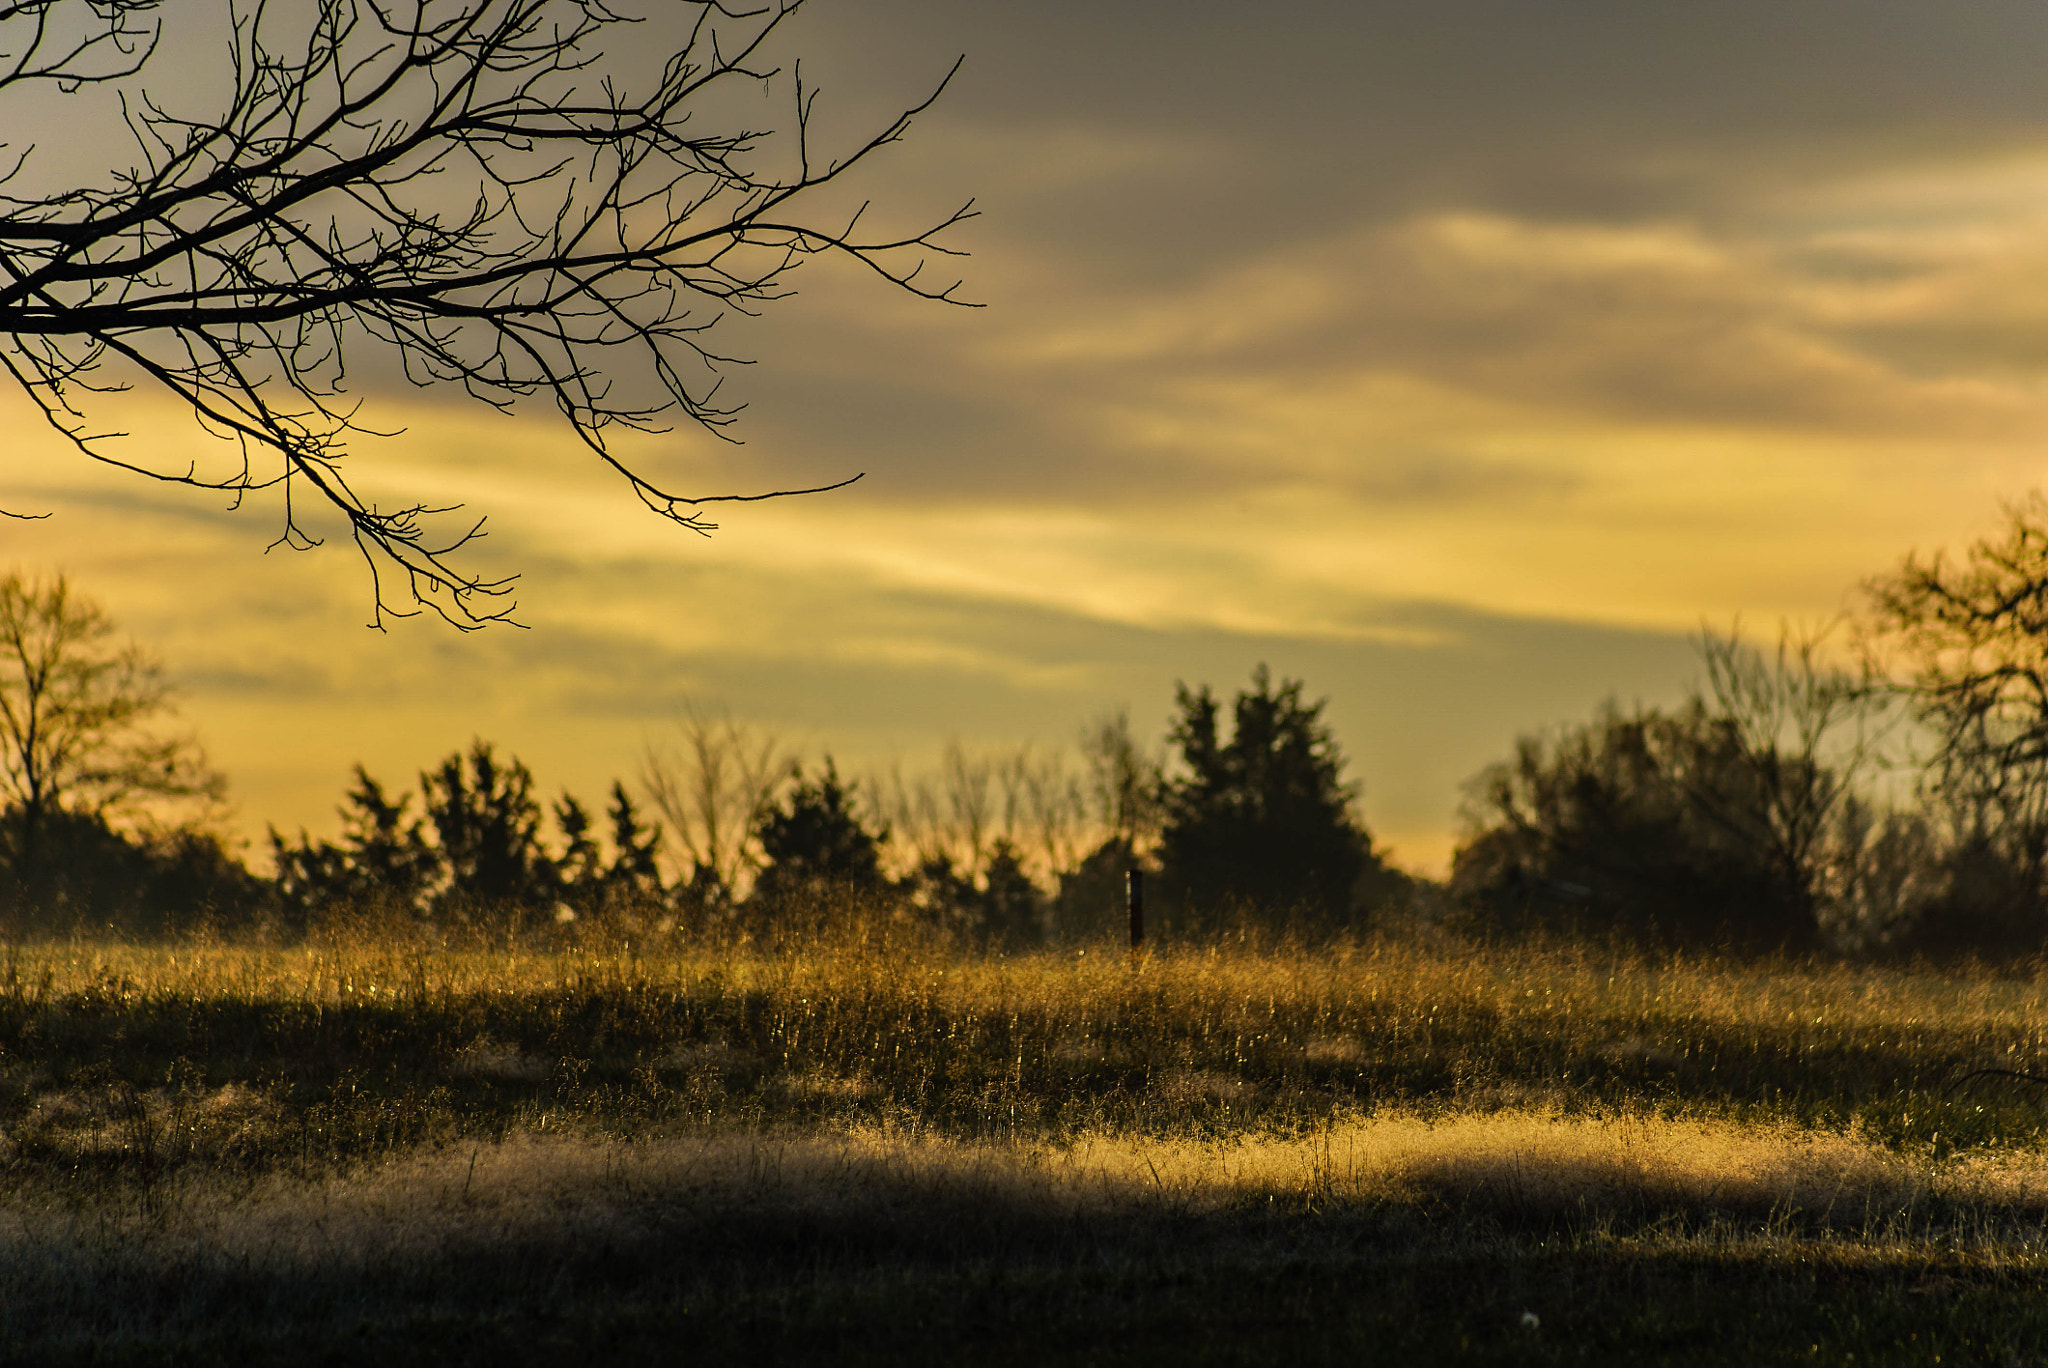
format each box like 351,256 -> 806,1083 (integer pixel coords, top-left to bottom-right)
15,1110 -> 2048,1263
4,932 -> 2048,1182
5,932 -> 2048,1360
8,1115 -> 2048,1364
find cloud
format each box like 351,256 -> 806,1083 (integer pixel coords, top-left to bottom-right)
18,0 -> 2048,876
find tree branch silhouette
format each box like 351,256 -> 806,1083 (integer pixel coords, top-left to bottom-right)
0,0 -> 974,626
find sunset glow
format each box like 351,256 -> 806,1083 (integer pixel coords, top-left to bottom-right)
11,1 -> 2048,874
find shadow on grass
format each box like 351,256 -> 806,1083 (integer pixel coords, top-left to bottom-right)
5,1124 -> 2048,1366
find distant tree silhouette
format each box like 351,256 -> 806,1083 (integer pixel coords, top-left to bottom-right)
907,837 -> 1045,946
1866,494 -> 2048,936
1690,623 -> 1885,938
601,782 -> 664,904
1080,710 -> 1165,854
1048,711 -> 1166,941
548,781 -> 667,925
905,852 -> 977,933
1452,700 -> 1803,949
974,838 -> 1043,948
552,792 -> 604,917
1154,665 -> 1379,935
275,756 -> 662,937
752,760 -> 889,910
272,764 -> 440,931
641,710 -> 786,902
11,806 -> 264,937
422,741 -> 559,925
1053,835 -> 1144,943
0,573 -> 224,917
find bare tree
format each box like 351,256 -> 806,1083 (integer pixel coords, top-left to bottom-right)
1079,709 -> 1163,855
1690,619 -> 1890,922
870,744 -> 982,879
868,741 -> 1086,886
940,739 -> 992,873
0,0 -> 973,625
0,572 -> 225,891
639,704 -> 784,898
1865,494 -> 2048,894
1003,744 -> 1087,879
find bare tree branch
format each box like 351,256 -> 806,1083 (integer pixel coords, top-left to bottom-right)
1865,493 -> 2048,883
0,0 -> 975,626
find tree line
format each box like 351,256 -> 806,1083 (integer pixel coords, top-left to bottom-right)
264,662 -> 1405,946
1451,495 -> 2048,959
0,572 -> 1394,942
21,494 -> 2048,955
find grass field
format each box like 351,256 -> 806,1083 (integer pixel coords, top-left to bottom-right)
4,923 -> 2048,1364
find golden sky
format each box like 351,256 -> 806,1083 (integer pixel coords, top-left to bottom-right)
11,0 -> 2048,872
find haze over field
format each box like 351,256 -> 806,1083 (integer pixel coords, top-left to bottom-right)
11,0 -> 2048,870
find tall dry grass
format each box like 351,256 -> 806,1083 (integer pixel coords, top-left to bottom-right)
3,926 -> 2046,1188
8,928 -> 2048,1361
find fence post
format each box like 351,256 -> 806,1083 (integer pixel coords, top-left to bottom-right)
1127,867 -> 1144,951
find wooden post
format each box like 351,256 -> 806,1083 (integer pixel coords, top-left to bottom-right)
1127,867 -> 1144,951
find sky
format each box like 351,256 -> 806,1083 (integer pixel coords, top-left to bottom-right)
11,0 -> 2048,874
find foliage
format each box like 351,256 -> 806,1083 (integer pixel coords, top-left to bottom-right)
272,766 -> 441,934
974,838 -> 1043,948
903,836 -> 1046,947
1454,700 -> 1815,949
599,781 -> 664,910
0,807 -> 267,937
274,747 -> 666,936
1052,835 -> 1143,944
1154,664 -> 1378,934
420,741 -> 560,925
750,759 -> 890,911
1452,627 -> 1915,955
550,782 -> 668,927
551,793 -> 603,912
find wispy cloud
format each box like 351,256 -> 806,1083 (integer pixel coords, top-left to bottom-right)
15,1 -> 2048,871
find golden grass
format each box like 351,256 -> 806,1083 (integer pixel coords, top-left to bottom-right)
11,1110 -> 2048,1301
8,930 -> 2048,1362
7,930 -> 2048,1169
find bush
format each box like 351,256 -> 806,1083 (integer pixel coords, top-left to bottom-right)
1450,700 -> 1811,952
0,806 -> 268,938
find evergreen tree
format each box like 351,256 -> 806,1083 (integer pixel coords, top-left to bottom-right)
752,759 -> 889,908
272,765 -> 440,929
553,793 -> 603,917
336,766 -> 440,909
422,741 -> 558,923
975,838 -> 1043,948
1155,665 -> 1377,933
905,853 -> 976,932
1053,835 -> 1142,944
603,781 -> 664,898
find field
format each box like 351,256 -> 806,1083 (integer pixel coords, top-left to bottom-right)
5,923 -> 2048,1365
